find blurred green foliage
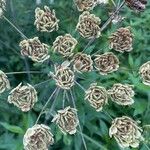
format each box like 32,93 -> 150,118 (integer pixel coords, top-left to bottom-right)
0,0 -> 150,150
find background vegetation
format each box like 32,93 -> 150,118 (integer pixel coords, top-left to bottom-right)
0,0 -> 150,150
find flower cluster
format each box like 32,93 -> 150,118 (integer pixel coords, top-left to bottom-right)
139,61 -> 150,86
23,124 -> 54,150
109,27 -> 133,53
85,83 -> 108,111
34,6 -> 59,32
109,116 -> 143,148
52,34 -> 77,57
108,83 -> 135,106
0,70 -> 10,93
76,11 -> 101,39
94,52 -> 119,75
52,106 -> 79,134
8,83 -> 38,112
19,37 -> 50,63
0,0 -> 6,17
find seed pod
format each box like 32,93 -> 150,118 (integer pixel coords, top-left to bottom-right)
139,61 -> 150,86
73,52 -> 93,72
74,0 -> 98,11
23,124 -> 54,150
34,6 -> 59,32
52,34 -> 77,57
109,116 -> 143,148
76,11 -> 101,39
0,70 -> 10,93
94,52 -> 119,75
108,83 -> 135,105
52,106 -> 79,134
8,83 -> 38,112
19,37 -> 50,63
0,0 -> 6,17
85,83 -> 108,111
109,27 -> 133,53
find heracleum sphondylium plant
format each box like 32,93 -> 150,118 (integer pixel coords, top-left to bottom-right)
0,0 -> 150,149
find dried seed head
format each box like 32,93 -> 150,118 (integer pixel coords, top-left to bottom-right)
76,11 -> 101,39
74,0 -> 98,11
52,65 -> 75,90
52,106 -> 79,134
73,52 -> 93,72
0,0 -> 6,17
23,124 -> 54,150
109,27 -> 133,53
52,34 -> 78,57
94,52 -> 119,75
8,83 -> 38,112
34,6 -> 59,32
125,0 -> 147,12
139,61 -> 150,86
85,83 -> 108,111
108,83 -> 135,105
0,70 -> 10,93
19,37 -> 50,63
109,116 -> 143,148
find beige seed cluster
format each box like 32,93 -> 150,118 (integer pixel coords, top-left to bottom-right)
109,27 -> 133,53
109,116 -> 143,148
76,11 -> 101,39
94,52 -> 119,75
23,124 -> 54,150
85,83 -> 108,111
108,83 -> 135,106
8,83 -> 38,112
34,6 -> 59,32
20,37 -> 50,63
52,106 -> 79,134
52,34 -> 77,57
0,70 -> 10,94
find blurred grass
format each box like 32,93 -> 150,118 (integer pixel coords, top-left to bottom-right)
0,0 -> 150,150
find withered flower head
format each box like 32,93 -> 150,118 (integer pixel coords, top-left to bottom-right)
52,34 -> 78,57
19,37 -> 50,63
51,64 -> 75,90
73,52 -> 93,72
109,116 -> 143,148
52,106 -> 79,134
94,52 -> 119,75
23,124 -> 54,150
139,61 -> 150,86
34,6 -> 59,32
0,70 -> 10,93
0,0 -> 6,17
85,83 -> 108,111
125,0 -> 147,12
8,83 -> 38,112
74,0 -> 98,11
109,27 -> 133,53
108,83 -> 135,105
76,11 -> 101,39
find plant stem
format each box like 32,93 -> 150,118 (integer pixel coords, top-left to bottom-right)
6,71 -> 43,75
75,81 -> 86,92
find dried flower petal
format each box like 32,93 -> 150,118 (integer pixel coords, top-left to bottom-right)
52,34 -> 77,57
23,124 -> 54,150
19,37 -> 50,63
139,61 -> 150,86
94,52 -> 119,75
109,116 -> 143,148
108,83 -> 135,105
8,83 -> 38,112
0,70 -> 10,93
74,0 -> 98,11
85,83 -> 108,111
34,6 -> 59,32
109,27 -> 133,53
73,52 -> 93,72
0,0 -> 6,17
52,106 -> 79,134
76,11 -> 101,39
